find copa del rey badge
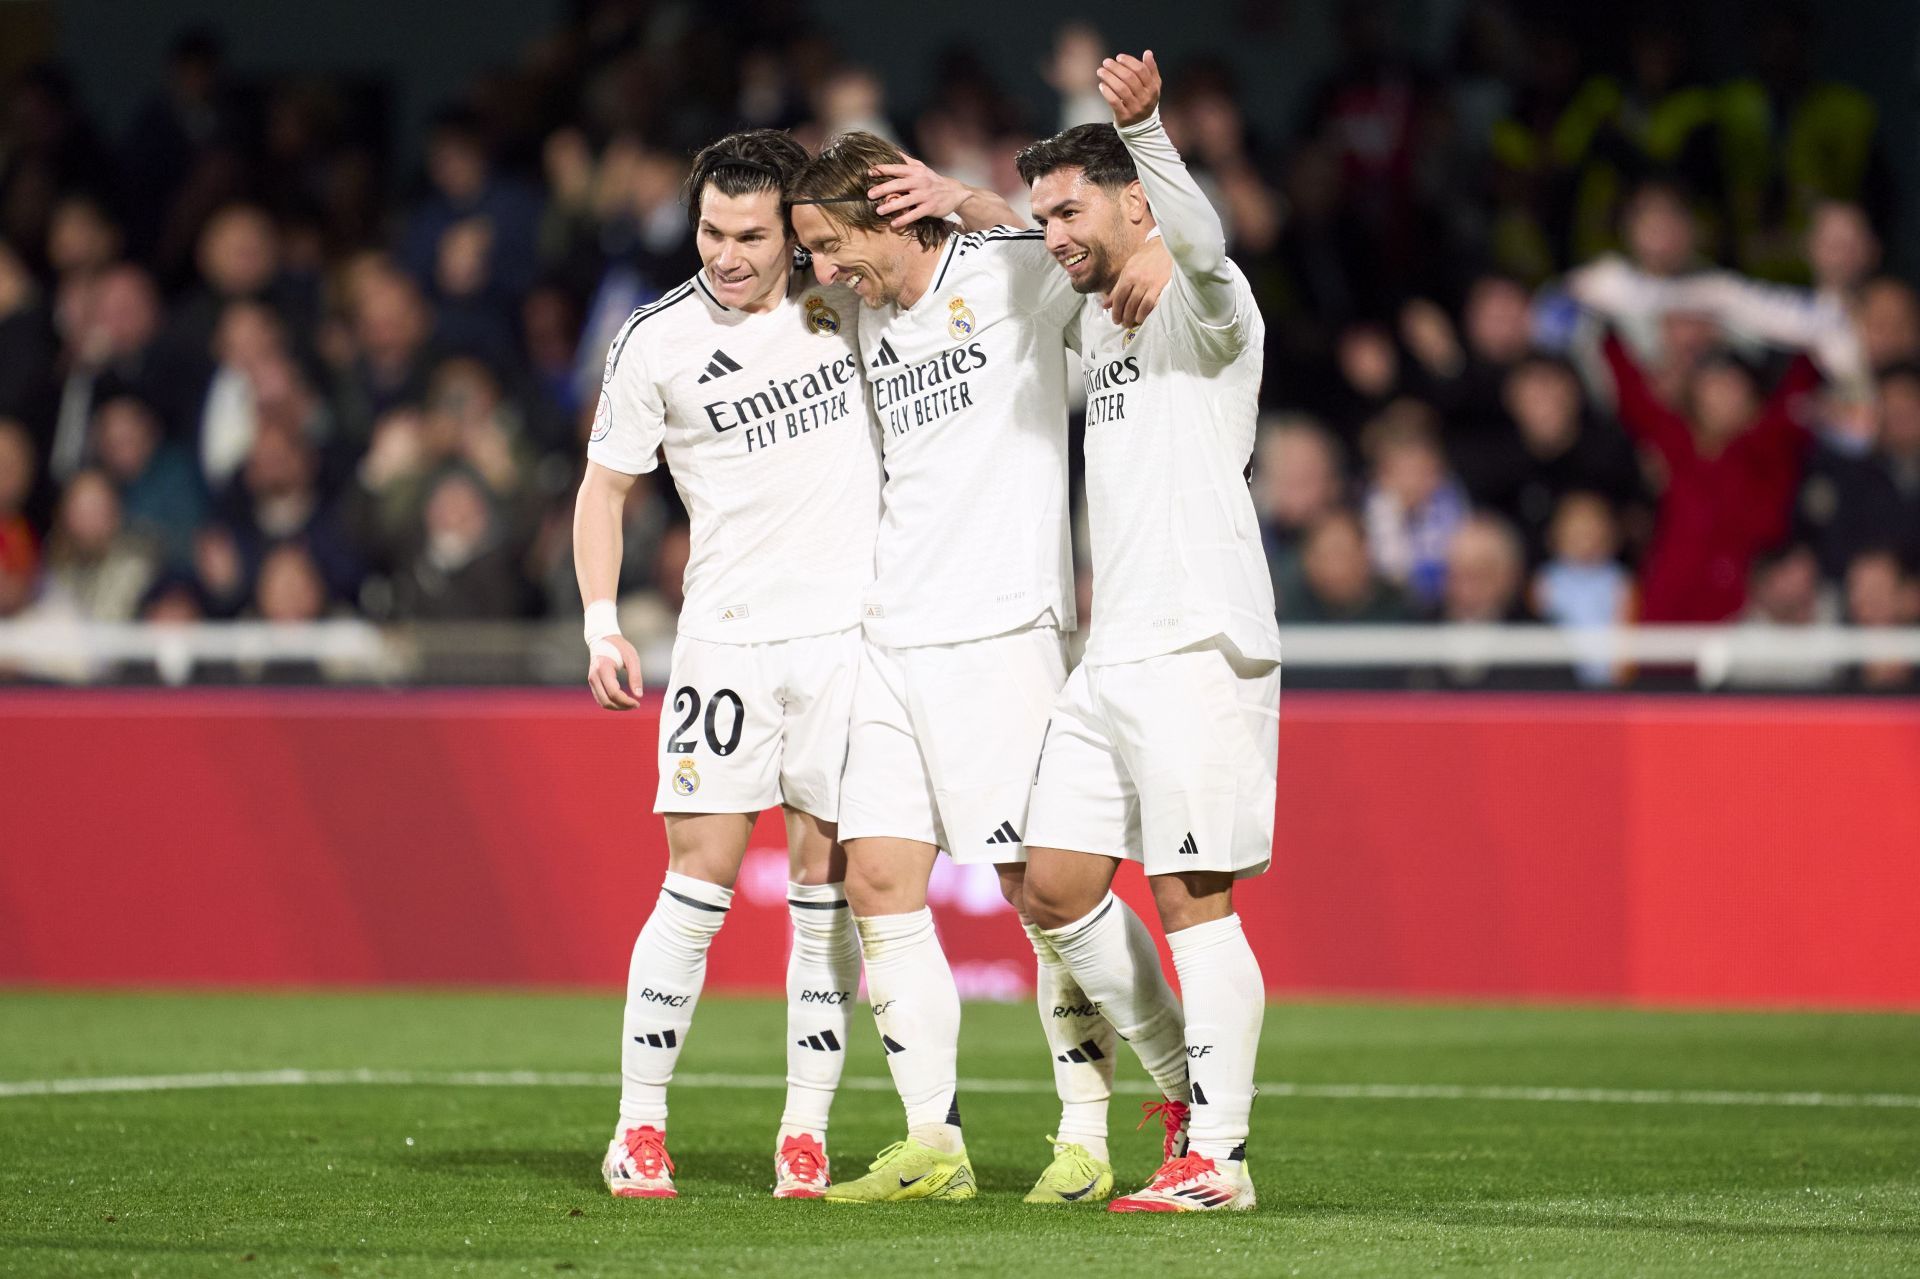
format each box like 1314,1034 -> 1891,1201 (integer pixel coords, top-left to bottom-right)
947,296 -> 975,341
590,392 -> 611,442
672,757 -> 700,796
804,295 -> 840,334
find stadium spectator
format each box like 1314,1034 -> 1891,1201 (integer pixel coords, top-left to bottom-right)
1843,549 -> 1920,691
0,238 -> 56,430
43,468 -> 156,621
1722,543 -> 1841,690
1251,416 -> 1347,608
399,108 -> 543,308
90,392 -> 204,565
1278,509 -> 1411,624
392,467 -> 526,621
1795,363 -> 1920,579
0,420 -> 40,586
1461,352 -> 1644,562
1600,331 -> 1818,621
1441,513 -> 1530,624
222,417 -> 360,605
1532,492 -> 1633,685
1362,401 -> 1470,610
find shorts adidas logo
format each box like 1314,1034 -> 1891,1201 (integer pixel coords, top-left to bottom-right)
1177,832 -> 1199,857
984,820 -> 1020,846
632,1029 -> 679,1049
796,1030 -> 843,1052
1055,1039 -> 1106,1065
696,349 -> 743,383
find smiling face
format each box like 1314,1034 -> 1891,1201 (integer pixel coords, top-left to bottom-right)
695,187 -> 793,313
1028,167 -> 1139,296
789,202 -> 905,308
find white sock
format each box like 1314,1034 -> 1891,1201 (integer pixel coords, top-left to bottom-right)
1168,914 -> 1263,1162
1043,894 -> 1189,1103
1023,920 -> 1112,1162
617,871 -> 732,1129
781,880 -> 859,1143
856,908 -> 962,1151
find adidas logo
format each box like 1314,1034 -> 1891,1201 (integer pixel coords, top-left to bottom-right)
869,338 -> 901,368
1191,1083 -> 1209,1105
881,1034 -> 906,1055
696,349 -> 743,383
796,1030 -> 843,1052
1174,1184 -> 1236,1207
984,820 -> 1020,846
1055,1038 -> 1106,1065
632,1029 -> 679,1049
1177,832 -> 1199,857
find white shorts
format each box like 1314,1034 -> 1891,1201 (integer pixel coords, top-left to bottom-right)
1025,638 -> 1280,878
653,628 -> 862,821
837,626 -> 1067,864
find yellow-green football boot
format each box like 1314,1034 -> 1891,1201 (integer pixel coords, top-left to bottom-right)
823,1138 -> 976,1203
1022,1137 -> 1114,1204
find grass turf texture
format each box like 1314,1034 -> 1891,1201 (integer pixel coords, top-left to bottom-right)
1,994 -> 1916,1277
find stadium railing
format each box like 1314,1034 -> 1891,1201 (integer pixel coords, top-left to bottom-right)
3,620 -> 1919,688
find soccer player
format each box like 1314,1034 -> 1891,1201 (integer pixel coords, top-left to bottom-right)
1017,51 -> 1281,1213
575,129 -> 878,1200
786,134 -> 1173,1205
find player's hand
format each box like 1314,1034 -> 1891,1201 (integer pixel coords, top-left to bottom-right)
1102,235 -> 1171,329
587,634 -> 644,710
1097,50 -> 1161,128
868,156 -> 965,229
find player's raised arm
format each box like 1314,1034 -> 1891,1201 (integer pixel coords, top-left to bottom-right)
865,152 -> 1024,232
1098,50 -> 1234,326
573,460 -> 644,709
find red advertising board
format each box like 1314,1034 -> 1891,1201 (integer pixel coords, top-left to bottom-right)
2,690 -> 1915,1007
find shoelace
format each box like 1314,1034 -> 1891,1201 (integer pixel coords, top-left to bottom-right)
1136,1098 -> 1191,1161
866,1139 -> 908,1171
779,1136 -> 827,1183
1147,1152 -> 1217,1191
1046,1135 -> 1100,1180
623,1126 -> 675,1178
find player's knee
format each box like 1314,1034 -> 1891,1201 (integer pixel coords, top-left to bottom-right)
994,862 -> 1026,913
842,841 -> 928,915
1022,859 -> 1096,932
1150,871 -> 1234,933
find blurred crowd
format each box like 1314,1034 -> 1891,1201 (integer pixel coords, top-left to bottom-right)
0,1 -> 1916,689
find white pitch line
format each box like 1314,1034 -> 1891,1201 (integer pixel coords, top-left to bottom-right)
0,1069 -> 1916,1111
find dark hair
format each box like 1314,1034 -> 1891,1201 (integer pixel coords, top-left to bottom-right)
1015,123 -> 1138,190
683,129 -> 810,234
787,131 -> 952,250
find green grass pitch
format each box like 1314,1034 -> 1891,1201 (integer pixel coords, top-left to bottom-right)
1,992 -> 1916,1277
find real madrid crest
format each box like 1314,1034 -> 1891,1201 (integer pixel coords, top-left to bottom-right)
1122,325 -> 1140,348
947,296 -> 976,341
805,294 -> 840,335
671,757 -> 701,796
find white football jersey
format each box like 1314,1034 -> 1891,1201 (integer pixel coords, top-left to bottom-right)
856,227 -> 1082,647
1075,261 -> 1280,666
588,269 -> 879,643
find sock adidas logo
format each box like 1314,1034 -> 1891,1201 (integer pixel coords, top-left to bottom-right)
1055,1038 -> 1107,1064
796,1030 -> 843,1052
695,349 -> 743,383
1191,1082 -> 1209,1105
632,1029 -> 679,1049
1177,831 -> 1199,857
984,819 -> 1020,846
881,1034 -> 906,1055
869,338 -> 901,368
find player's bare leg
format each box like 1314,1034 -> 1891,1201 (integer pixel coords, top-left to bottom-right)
825,836 -> 976,1202
1107,871 -> 1261,1213
776,807 -> 856,1198
604,812 -> 752,1199
1027,845 -> 1194,1178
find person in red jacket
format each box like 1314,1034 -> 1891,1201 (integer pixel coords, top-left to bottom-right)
1600,331 -> 1820,621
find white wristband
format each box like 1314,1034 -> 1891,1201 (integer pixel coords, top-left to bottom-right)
588,637 -> 623,664
583,599 -> 621,644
